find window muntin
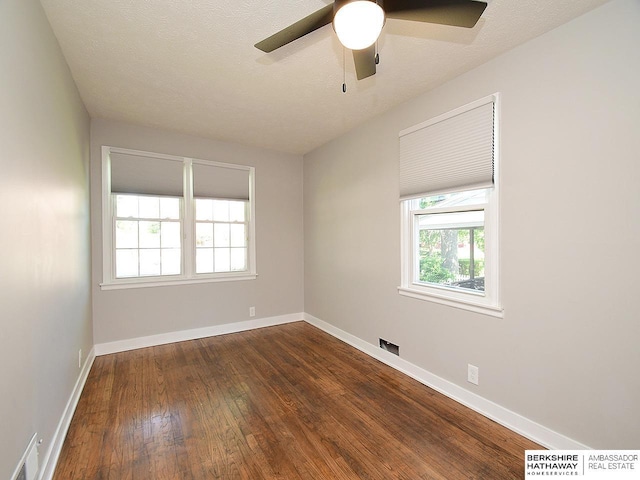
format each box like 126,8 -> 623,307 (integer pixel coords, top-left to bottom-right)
101,146 -> 256,289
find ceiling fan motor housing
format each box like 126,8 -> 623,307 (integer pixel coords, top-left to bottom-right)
333,0 -> 385,16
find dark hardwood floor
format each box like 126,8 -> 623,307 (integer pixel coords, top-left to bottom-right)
53,321 -> 539,479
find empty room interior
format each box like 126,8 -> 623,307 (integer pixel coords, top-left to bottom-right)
2,0 -> 639,478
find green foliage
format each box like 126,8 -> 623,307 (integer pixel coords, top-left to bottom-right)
457,227 -> 485,252
419,196 -> 445,209
472,227 -> 485,252
419,253 -> 455,284
418,228 -> 440,253
458,259 -> 485,277
147,222 -> 160,234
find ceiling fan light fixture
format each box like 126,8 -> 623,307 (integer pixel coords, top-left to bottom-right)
333,0 -> 385,51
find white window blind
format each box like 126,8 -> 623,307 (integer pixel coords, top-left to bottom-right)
399,97 -> 495,200
192,161 -> 250,200
110,152 -> 184,197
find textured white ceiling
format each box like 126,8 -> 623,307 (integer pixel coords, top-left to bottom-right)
39,0 -> 610,155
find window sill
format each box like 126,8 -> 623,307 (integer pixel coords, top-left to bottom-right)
397,286 -> 503,318
101,273 -> 258,290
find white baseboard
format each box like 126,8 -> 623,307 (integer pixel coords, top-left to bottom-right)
38,347 -> 96,480
94,313 -> 303,356
303,312 -> 590,451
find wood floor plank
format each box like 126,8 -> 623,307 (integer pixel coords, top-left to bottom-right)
53,322 -> 540,479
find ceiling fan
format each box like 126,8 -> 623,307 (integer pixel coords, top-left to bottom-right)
254,0 -> 488,81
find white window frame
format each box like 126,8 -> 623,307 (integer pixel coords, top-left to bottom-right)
101,146 -> 256,290
192,197 -> 251,275
398,95 -> 502,317
112,193 -> 184,278
399,189 -> 501,317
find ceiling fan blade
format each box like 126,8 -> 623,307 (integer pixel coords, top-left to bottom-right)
254,4 -> 334,53
353,45 -> 377,80
385,0 -> 487,28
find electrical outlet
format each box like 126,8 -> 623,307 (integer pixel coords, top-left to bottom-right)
468,364 -> 479,385
249,307 -> 255,317
78,349 -> 82,369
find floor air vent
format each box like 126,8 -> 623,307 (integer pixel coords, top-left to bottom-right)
379,338 -> 399,356
13,434 -> 38,480
16,464 -> 26,480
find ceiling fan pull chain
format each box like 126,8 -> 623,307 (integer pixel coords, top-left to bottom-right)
342,46 -> 347,93
375,40 -> 380,65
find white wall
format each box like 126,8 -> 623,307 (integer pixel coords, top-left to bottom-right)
304,0 -> 640,449
0,0 -> 92,477
90,120 -> 304,344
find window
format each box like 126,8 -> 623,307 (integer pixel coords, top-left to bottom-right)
101,147 -> 256,289
398,94 -> 502,317
114,194 -> 182,278
194,198 -> 248,274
